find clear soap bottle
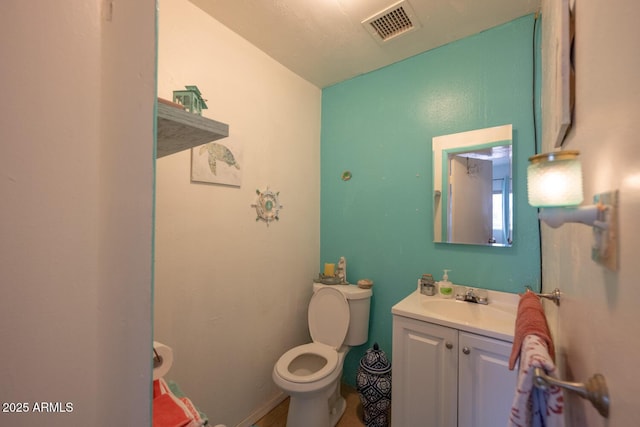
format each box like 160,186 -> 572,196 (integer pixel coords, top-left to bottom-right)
439,269 -> 453,298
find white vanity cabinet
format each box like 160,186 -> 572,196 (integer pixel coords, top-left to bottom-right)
392,314 -> 516,427
457,331 -> 516,427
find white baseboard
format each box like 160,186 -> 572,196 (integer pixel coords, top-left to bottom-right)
235,391 -> 288,427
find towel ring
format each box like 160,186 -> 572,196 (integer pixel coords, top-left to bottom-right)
533,367 -> 610,418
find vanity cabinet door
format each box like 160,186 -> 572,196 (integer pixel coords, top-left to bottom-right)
458,332 -> 517,427
392,315 -> 458,427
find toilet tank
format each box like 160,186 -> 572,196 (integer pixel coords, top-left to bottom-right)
313,283 -> 372,346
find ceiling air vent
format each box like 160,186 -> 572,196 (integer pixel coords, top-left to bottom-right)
362,0 -> 420,43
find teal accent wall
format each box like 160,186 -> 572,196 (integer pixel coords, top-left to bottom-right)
320,15 -> 541,386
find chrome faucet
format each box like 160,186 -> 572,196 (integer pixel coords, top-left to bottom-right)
455,288 -> 489,305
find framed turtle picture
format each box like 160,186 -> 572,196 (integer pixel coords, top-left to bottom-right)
191,139 -> 242,187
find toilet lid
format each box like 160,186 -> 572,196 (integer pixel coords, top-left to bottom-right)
308,287 -> 349,349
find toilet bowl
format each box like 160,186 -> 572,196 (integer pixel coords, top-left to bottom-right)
275,342 -> 339,386
272,283 -> 372,427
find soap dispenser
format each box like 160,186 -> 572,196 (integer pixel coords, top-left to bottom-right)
439,269 -> 453,298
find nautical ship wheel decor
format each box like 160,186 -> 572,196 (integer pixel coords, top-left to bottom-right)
252,187 -> 283,226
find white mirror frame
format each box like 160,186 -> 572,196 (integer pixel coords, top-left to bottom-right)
433,124 -> 513,245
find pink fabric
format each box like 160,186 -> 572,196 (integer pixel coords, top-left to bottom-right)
509,291 -> 555,370
508,335 -> 564,427
153,379 -> 204,427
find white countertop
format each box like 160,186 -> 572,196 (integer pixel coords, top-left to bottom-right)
391,289 -> 518,342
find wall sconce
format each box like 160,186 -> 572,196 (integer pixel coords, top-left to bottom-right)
527,150 -> 618,271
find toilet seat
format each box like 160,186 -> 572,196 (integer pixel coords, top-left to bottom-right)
275,287 -> 350,384
275,343 -> 338,383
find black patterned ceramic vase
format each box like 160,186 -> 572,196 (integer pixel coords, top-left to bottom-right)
356,343 -> 392,427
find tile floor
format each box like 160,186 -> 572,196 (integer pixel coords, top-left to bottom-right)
254,383 -> 365,427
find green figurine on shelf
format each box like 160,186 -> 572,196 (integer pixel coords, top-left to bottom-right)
173,85 -> 208,115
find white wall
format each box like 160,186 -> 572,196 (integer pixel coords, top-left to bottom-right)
154,0 -> 321,425
0,1 -> 155,426
541,0 -> 640,425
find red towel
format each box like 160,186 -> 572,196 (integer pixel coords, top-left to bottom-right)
509,291 -> 555,370
153,379 -> 203,427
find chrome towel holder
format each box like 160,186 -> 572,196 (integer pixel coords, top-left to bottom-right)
524,286 -> 609,417
533,367 -> 610,418
525,286 -> 562,306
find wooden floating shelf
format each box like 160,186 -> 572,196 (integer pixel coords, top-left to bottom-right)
156,102 -> 229,158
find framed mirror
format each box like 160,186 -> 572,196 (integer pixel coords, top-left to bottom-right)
433,125 -> 513,246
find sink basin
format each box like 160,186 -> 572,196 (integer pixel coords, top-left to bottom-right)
392,290 -> 518,341
421,298 -> 515,330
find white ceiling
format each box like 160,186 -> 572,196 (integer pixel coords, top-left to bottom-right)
189,0 -> 540,88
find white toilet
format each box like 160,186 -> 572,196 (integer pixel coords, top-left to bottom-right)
272,283 -> 372,427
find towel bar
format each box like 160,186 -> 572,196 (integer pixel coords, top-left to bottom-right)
533,367 -> 609,418
525,286 -> 561,306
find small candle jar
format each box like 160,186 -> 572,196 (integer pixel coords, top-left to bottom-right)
323,263 -> 335,277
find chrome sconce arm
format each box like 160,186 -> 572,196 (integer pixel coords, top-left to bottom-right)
537,204 -> 602,229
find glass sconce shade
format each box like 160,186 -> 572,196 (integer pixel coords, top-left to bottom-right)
527,150 -> 583,207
